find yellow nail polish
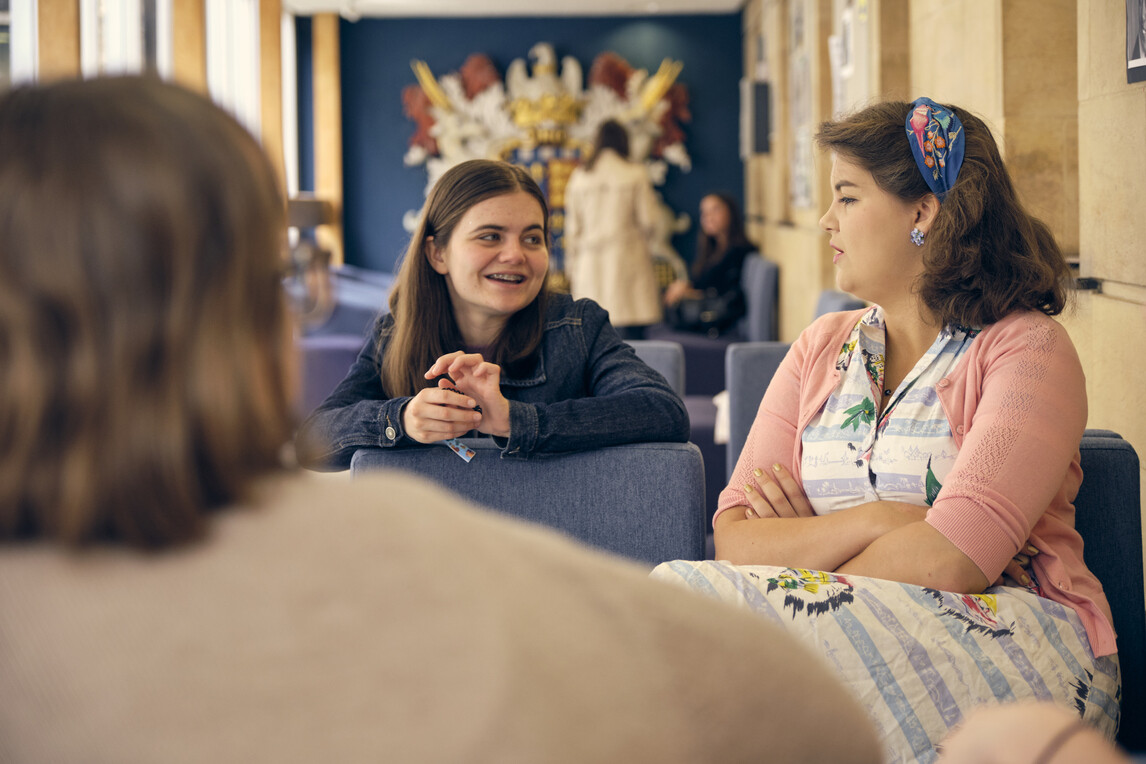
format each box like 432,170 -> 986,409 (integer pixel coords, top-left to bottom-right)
1020,574 -> 1030,585
744,485 -> 754,493
753,468 -> 762,477
1027,545 -> 1038,554
772,463 -> 782,472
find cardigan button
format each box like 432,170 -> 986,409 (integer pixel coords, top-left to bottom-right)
385,426 -> 397,441
955,425 -> 965,435
937,378 -> 950,389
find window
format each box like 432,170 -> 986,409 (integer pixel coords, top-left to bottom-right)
0,1 -> 11,90
206,0 -> 260,137
80,0 -> 171,79
6,0 -> 36,88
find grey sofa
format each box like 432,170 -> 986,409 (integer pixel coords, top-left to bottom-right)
725,340 -> 1145,753
301,319 -> 707,568
351,439 -> 707,566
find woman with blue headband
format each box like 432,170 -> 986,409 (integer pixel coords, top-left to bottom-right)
653,99 -> 1118,760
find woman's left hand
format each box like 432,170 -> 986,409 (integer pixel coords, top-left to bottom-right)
425,351 -> 512,438
742,462 -> 813,519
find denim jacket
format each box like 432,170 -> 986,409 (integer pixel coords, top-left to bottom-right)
295,293 -> 690,470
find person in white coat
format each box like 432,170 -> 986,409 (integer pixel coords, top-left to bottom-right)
564,119 -> 662,339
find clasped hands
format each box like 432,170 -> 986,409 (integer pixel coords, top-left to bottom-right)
739,462 -> 1037,585
402,351 -> 511,443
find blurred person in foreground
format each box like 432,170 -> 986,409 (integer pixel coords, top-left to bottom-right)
0,76 -> 881,764
938,702 -> 1129,764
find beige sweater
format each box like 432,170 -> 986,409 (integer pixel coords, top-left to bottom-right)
0,471 -> 880,763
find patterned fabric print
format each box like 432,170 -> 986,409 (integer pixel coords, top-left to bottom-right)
651,560 -> 1121,764
803,307 -> 979,516
906,98 -> 965,198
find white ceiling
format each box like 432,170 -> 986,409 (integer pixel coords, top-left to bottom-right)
283,0 -> 744,18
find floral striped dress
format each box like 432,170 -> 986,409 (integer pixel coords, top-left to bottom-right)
652,308 -> 1120,764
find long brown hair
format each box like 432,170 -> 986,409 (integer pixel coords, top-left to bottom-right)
0,76 -> 294,548
584,119 -> 631,170
815,101 -> 1070,326
381,159 -> 550,397
692,192 -> 755,280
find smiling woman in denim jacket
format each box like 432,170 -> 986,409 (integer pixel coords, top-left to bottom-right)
296,159 -> 690,470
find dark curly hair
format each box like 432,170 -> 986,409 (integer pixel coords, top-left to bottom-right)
815,101 -> 1070,327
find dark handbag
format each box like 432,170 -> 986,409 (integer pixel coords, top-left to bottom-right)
667,288 -> 745,338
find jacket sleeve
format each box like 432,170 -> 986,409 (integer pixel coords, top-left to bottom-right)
925,314 -> 1088,582
294,319 -> 418,471
495,303 -> 690,459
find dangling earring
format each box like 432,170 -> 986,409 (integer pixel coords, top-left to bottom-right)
910,227 -> 925,247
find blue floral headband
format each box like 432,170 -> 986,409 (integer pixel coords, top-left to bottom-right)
905,97 -> 964,201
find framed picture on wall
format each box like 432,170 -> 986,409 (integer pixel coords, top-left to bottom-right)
740,78 -> 771,158
1128,0 -> 1146,83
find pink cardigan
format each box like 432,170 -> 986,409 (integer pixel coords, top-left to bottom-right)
719,308 -> 1116,657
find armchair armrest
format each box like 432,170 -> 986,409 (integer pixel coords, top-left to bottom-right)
725,341 -> 791,480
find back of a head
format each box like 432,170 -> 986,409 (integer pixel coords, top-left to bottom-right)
815,99 -> 1070,326
587,119 -> 631,168
0,76 -> 293,549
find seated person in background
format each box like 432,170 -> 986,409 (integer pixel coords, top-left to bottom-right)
663,192 -> 757,336
653,98 -> 1118,758
296,158 -> 688,470
0,76 -> 881,764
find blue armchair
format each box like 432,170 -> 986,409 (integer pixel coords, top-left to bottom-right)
725,341 -> 1145,752
295,264 -> 391,419
1073,430 -> 1144,753
725,341 -> 791,481
647,253 -> 779,397
297,333 -> 367,418
351,439 -> 707,566
627,339 -> 685,397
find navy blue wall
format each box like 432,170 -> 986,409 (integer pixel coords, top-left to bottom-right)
338,14 -> 744,273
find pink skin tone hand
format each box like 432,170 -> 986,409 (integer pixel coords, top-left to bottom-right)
423,351 -> 512,439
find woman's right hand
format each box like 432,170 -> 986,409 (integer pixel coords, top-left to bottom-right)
401,381 -> 483,445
